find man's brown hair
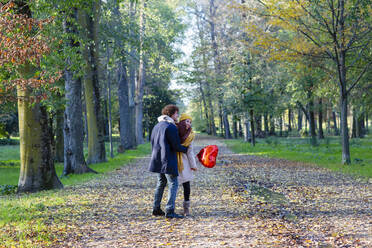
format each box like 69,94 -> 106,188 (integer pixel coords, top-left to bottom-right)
162,104 -> 179,117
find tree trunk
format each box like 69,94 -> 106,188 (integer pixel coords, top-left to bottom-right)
127,1 -> 138,149
356,111 -> 364,138
106,47 -> 114,158
297,107 -> 303,131
118,62 -> 132,151
17,87 -> 63,192
54,107 -> 64,162
352,110 -> 357,138
195,12 -> 216,136
279,114 -> 283,137
244,114 -> 251,142
360,112 -> 367,136
102,96 -> 109,136
338,1 -> 351,164
206,83 -> 217,136
232,116 -> 238,139
250,109 -> 255,146
332,111 -> 339,135
340,92 -> 350,164
269,114 -> 275,135
63,9 -> 96,175
13,0 -> 63,193
63,73 -> 95,175
111,1 -> 131,152
223,111 -> 231,139
264,112 -> 269,136
326,105 -> 331,134
135,0 -> 146,145
83,96 -> 88,148
199,82 -> 210,134
79,4 -> 106,164
288,108 -> 292,132
256,114 -> 262,137
209,0 -> 224,137
318,98 -> 324,139
309,99 -> 317,146
218,102 -> 224,137
238,119 -> 243,137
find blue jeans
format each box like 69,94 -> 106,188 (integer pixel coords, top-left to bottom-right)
153,173 -> 178,212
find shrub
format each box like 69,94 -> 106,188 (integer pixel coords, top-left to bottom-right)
265,137 -> 273,145
0,139 -> 19,145
0,185 -> 17,195
350,138 -> 362,147
0,161 -> 20,167
287,130 -> 301,137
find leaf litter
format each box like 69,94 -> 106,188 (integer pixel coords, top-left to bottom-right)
6,135 -> 371,247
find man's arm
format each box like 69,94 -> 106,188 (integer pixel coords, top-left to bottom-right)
166,125 -> 187,153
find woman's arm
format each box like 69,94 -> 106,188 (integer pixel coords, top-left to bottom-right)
187,142 -> 197,169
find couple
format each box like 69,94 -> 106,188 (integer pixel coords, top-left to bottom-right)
148,104 -> 197,219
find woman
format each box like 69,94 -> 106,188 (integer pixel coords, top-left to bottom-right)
176,113 -> 197,216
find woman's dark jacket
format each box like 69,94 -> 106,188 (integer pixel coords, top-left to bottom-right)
148,121 -> 187,176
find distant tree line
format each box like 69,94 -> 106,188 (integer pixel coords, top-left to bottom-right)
183,0 -> 371,164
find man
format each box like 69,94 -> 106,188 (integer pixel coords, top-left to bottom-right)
149,104 -> 187,219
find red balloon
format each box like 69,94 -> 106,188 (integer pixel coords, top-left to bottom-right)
197,145 -> 219,168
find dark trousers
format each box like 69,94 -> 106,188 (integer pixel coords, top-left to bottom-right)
182,181 -> 190,201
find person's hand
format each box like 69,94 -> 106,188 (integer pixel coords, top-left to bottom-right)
191,168 -> 197,171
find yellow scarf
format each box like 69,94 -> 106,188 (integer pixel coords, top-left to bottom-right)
177,131 -> 195,173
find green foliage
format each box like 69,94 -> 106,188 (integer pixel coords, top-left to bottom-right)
189,101 -> 208,133
0,185 -> 17,195
143,87 -> 179,135
0,113 -> 18,138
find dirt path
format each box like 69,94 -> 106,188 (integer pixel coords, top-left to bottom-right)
57,135 -> 371,247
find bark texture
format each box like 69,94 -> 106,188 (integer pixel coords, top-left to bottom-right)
79,3 -> 106,164
17,88 -> 63,192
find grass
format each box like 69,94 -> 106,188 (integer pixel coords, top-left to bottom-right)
0,141 -> 151,247
57,142 -> 151,186
0,140 -> 151,186
224,133 -> 372,179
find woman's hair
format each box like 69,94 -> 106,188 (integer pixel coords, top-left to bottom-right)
177,120 -> 191,144
161,104 -> 179,117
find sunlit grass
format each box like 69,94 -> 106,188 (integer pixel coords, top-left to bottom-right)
225,134 -> 372,178
0,190 -> 76,247
0,141 -> 151,186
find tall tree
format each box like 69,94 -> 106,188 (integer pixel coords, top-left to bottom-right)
79,0 -> 106,164
0,1 -> 62,192
208,0 -> 231,139
128,0 -> 138,149
135,0 -> 146,145
63,7 -> 96,175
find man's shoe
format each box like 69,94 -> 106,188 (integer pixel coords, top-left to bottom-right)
152,208 -> 165,216
165,210 -> 184,219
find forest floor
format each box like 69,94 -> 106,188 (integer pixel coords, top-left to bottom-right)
3,135 -> 370,247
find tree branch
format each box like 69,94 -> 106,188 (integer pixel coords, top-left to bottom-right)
346,60 -> 372,95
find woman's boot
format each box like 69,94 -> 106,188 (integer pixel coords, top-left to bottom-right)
183,201 -> 190,216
